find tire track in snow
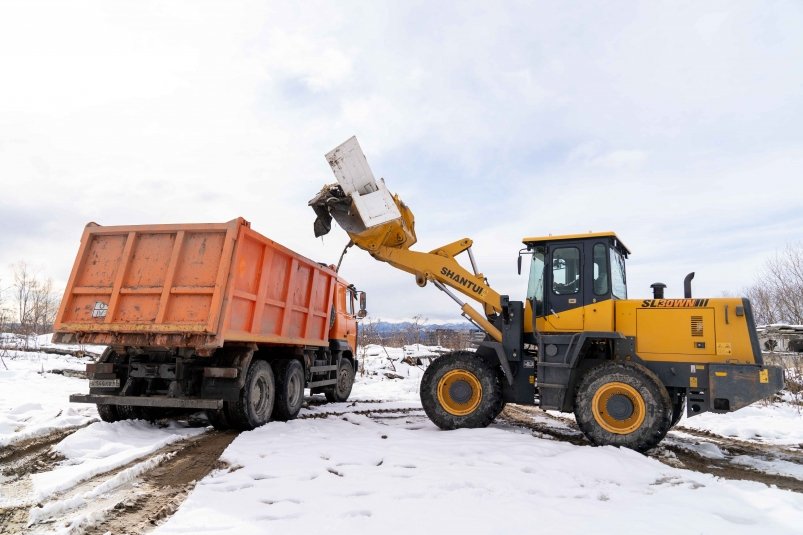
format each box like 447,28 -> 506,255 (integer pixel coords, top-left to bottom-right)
499,404 -> 803,493
1,424 -> 236,535
0,424 -> 92,480
82,430 -> 237,535
1,424 -> 94,533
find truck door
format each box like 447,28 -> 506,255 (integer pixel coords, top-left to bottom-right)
545,243 -> 584,331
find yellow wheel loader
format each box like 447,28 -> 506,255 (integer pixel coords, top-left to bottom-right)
310,136 -> 784,451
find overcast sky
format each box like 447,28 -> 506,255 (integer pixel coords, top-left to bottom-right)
1,1 -> 801,323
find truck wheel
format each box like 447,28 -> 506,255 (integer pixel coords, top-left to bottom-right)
96,404 -> 121,422
420,352 -> 503,430
226,360 -> 275,430
324,359 -> 354,402
273,360 -> 305,421
574,361 -> 672,452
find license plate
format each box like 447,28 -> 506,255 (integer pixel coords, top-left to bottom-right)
89,379 -> 120,389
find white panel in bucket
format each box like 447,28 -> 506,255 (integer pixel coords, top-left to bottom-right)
325,136 -> 401,228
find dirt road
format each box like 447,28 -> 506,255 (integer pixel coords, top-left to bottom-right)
2,400 -> 800,534
0,426 -> 237,535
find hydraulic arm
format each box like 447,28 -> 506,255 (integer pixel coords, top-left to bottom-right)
309,136 -> 504,341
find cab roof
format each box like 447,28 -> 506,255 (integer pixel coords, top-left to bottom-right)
522,231 -> 631,255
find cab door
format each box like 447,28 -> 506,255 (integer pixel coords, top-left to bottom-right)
544,243 -> 584,331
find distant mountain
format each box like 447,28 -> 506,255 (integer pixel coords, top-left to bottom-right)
368,321 -> 476,335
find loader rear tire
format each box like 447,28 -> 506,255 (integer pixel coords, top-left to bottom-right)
96,404 -> 121,422
574,361 -> 672,452
324,358 -> 354,403
273,359 -> 305,421
420,352 -> 503,430
225,360 -> 275,430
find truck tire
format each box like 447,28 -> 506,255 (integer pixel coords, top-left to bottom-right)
324,358 -> 354,402
420,352 -> 503,430
574,361 -> 672,452
96,404 -> 121,422
226,360 -> 275,430
273,359 -> 305,421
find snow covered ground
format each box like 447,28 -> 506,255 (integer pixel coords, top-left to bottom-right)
1,342 -> 803,534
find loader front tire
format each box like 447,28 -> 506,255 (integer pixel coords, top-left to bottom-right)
273,359 -> 305,421
226,360 -> 275,430
420,352 -> 503,430
574,361 -> 672,452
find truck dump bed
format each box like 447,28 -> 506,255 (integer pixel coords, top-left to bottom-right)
54,218 -> 338,352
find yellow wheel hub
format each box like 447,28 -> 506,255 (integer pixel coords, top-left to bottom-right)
437,369 -> 482,416
591,382 -> 646,434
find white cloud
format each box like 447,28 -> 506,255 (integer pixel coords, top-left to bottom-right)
0,1 -> 801,320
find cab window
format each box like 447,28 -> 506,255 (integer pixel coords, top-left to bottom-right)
526,246 -> 545,315
552,247 -> 580,295
610,248 -> 627,299
593,243 -> 609,295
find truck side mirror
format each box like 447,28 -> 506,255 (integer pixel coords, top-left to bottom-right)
357,291 -> 367,318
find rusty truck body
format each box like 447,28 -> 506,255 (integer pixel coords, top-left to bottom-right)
54,217 -> 365,429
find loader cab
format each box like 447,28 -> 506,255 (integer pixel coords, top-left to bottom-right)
522,232 -> 630,333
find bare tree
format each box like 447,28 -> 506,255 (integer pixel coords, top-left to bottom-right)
10,263 -> 61,340
0,278 -> 11,334
359,316 -> 383,346
13,262 -> 37,337
404,314 -> 427,345
31,278 -> 58,335
745,243 -> 803,325
745,283 -> 783,326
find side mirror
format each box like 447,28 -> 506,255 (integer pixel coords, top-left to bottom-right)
517,255 -> 522,275
357,291 -> 367,319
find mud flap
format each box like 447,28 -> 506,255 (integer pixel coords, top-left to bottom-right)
708,364 -> 784,412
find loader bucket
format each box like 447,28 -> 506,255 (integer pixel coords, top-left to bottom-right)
310,136 -> 417,252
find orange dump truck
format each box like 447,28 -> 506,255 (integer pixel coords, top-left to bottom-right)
53,217 -> 366,429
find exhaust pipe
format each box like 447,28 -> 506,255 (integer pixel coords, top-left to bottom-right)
684,272 -> 695,298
